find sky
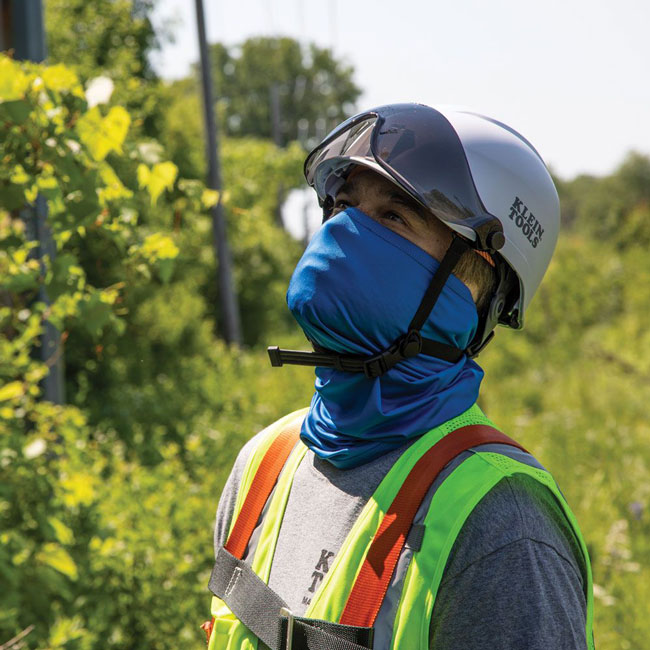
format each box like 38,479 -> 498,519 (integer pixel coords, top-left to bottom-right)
150,0 -> 650,239
151,0 -> 650,182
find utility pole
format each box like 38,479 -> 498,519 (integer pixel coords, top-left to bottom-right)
194,0 -> 242,345
1,0 -> 64,404
270,82 -> 286,229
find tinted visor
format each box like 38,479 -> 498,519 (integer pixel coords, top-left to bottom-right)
304,104 -> 504,250
304,116 -> 377,192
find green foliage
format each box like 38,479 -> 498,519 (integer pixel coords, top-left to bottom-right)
220,138 -> 305,342
4,7 -> 650,647
45,0 -> 160,82
0,54 -> 205,648
561,152 -> 650,248
161,36 -> 361,174
137,162 -> 178,205
45,0 -> 167,138
478,163 -> 650,648
485,159 -> 650,647
58,135 -> 304,461
207,37 -> 361,146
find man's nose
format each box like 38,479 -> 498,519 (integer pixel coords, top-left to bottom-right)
354,202 -> 378,221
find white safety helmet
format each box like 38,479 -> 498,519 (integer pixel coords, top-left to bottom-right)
304,103 -> 560,338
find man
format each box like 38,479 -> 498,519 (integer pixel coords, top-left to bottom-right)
205,104 -> 595,649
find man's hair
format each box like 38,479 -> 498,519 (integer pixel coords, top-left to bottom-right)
454,251 -> 497,316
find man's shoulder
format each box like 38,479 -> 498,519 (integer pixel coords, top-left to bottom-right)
232,408 -> 310,476
430,472 -> 588,649
443,471 -> 586,588
213,410 -> 307,551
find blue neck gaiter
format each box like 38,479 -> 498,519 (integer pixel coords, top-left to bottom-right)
287,207 -> 484,469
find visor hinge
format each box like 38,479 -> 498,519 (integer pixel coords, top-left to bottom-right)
465,330 -> 495,359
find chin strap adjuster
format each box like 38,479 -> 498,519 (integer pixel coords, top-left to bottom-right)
267,329 -> 464,379
361,330 -> 423,378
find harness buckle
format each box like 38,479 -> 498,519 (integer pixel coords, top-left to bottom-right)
279,607 -> 295,650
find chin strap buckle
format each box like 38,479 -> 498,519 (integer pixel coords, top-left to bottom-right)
362,330 -> 422,378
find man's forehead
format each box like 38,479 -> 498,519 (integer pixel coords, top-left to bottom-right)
343,166 -> 392,190
339,167 -> 429,220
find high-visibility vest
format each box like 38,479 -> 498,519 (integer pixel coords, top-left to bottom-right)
207,404 -> 595,650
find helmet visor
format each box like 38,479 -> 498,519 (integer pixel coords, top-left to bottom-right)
304,104 -> 504,249
304,115 -> 378,190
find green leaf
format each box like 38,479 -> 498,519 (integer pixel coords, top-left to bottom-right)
0,98 -> 31,123
136,163 -> 150,190
156,258 -> 175,284
24,184 -> 38,203
2,268 -> 40,293
0,179 -> 28,210
9,164 -> 30,185
36,543 -> 78,580
48,517 -> 74,545
78,291 -> 114,337
46,253 -> 85,301
201,188 -> 220,208
48,616 -> 85,648
0,55 -> 30,102
177,178 -> 203,200
60,473 -> 96,508
41,63 -> 79,93
137,161 -> 178,205
76,106 -> 131,161
141,233 -> 179,260
98,162 -> 133,203
36,175 -> 64,214
0,381 -> 24,402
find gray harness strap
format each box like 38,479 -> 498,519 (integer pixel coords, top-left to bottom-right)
209,546 -> 287,648
209,546 -> 373,650
277,615 -> 373,650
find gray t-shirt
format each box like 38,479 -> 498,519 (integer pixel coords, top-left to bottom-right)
214,428 -> 588,649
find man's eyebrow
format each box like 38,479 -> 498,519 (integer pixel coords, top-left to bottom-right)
336,181 -> 355,196
390,192 -> 428,221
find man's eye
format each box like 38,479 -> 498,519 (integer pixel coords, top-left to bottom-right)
334,199 -> 350,210
383,211 -> 406,225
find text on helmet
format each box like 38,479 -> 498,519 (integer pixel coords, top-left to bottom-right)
508,197 -> 544,248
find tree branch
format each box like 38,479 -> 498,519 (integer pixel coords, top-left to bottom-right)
0,625 -> 35,650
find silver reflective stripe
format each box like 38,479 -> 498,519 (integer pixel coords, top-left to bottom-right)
242,484 -> 277,563
470,443 -> 547,471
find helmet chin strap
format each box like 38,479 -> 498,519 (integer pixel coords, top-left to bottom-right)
268,236 -> 479,378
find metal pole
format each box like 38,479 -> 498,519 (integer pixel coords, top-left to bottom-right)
269,83 -> 286,229
194,0 -> 242,345
9,0 -> 65,404
11,0 -> 46,61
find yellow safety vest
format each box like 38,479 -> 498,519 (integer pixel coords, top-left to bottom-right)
207,404 -> 594,650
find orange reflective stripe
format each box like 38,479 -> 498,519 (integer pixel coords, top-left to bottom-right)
339,424 -> 527,628
224,421 -> 302,559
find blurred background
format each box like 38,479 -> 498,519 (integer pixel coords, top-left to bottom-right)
0,1 -> 648,648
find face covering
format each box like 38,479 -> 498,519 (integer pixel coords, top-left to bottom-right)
287,207 -> 484,469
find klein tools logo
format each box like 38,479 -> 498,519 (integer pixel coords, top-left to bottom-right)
508,197 -> 544,248
302,548 -> 335,606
